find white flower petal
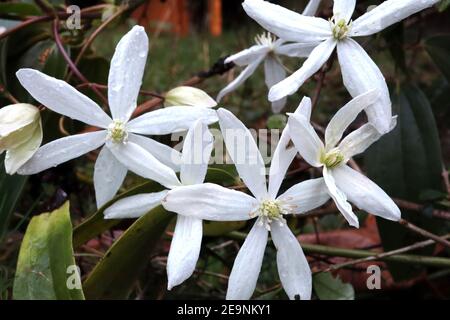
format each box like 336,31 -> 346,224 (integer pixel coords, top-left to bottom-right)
333,165 -> 401,221
167,216 -> 203,290
351,0 -> 439,37
302,0 -> 322,16
180,120 -> 213,185
128,133 -> 181,172
5,120 -> 42,175
325,89 -> 379,148
217,56 -> 264,102
287,113 -> 324,167
94,146 -> 127,208
323,166 -> 359,228
264,56 -> 287,113
108,26 -> 148,122
225,45 -> 268,66
127,106 -> 218,135
268,97 -> 312,198
271,222 -> 312,300
277,178 -> 330,214
104,191 -> 168,219
107,141 -> 180,189
275,42 -> 319,58
337,39 -> 392,133
243,0 -> 331,43
17,130 -> 107,175
333,0 -> 356,22
16,69 -> 111,128
226,222 -> 268,300
338,123 -> 382,161
269,38 -> 336,101
165,86 -> 217,108
162,183 -> 257,221
218,108 -> 267,200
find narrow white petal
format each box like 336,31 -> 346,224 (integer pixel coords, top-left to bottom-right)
180,121 -> 214,185
269,38 -> 336,101
94,146 -> 127,208
226,222 -> 268,300
302,0 -> 322,16
225,45 -> 268,66
17,130 -> 107,175
5,120 -> 42,175
325,89 -> 379,148
337,39 -> 392,133
217,56 -> 264,102
264,56 -> 287,113
277,178 -> 330,214
107,141 -> 181,189
128,133 -> 181,171
162,183 -> 257,221
338,123 -> 382,161
127,107 -> 218,135
287,113 -> 324,167
271,223 -> 311,300
323,166 -> 359,228
167,216 -> 203,289
108,26 -> 148,122
16,69 -> 112,128
104,191 -> 168,219
333,0 -> 356,21
351,0 -> 439,37
333,165 -> 401,221
243,0 -> 331,42
268,97 -> 312,198
218,108 -> 267,200
275,42 -> 319,58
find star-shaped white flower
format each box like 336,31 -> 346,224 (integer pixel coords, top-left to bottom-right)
162,102 -> 331,300
243,0 -> 439,133
15,25 -> 218,208
104,120 -> 214,290
287,89 -> 401,228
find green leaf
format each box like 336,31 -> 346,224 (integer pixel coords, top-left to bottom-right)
0,3 -> 42,17
83,206 -> 174,299
0,154 -> 27,241
365,84 -> 444,280
73,168 -> 237,248
203,220 -> 246,236
425,34 -> 450,82
13,202 -> 84,300
267,114 -> 287,130
437,0 -> 450,12
313,272 -> 354,300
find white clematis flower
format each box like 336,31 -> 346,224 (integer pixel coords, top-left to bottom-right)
217,32 -> 319,113
0,103 -> 43,174
287,89 -> 401,228
162,103 -> 331,300
15,25 -> 218,208
104,120 -> 214,290
242,0 -> 439,133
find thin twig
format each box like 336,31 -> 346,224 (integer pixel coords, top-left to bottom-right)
398,218 -> 450,249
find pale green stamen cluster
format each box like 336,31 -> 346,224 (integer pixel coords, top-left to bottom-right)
255,32 -> 275,48
107,119 -> 128,143
330,17 -> 351,40
252,199 -> 288,230
320,148 -> 344,168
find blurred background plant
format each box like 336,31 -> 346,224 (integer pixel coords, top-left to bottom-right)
0,0 -> 450,300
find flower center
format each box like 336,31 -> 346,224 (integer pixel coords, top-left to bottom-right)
251,199 -> 287,230
255,32 -> 275,50
107,119 -> 128,143
330,17 -> 351,40
320,147 -> 344,168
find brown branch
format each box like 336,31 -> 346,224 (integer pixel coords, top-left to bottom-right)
398,218 -> 450,248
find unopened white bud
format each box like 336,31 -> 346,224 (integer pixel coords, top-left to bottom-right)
165,86 -> 217,108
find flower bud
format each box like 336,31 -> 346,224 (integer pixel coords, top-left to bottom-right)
165,86 -> 217,108
0,103 -> 43,174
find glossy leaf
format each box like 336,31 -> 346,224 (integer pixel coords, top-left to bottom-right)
313,272 -> 354,300
13,202 -> 84,300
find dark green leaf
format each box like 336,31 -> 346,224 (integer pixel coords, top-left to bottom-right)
365,84 -> 444,280
83,206 -> 174,299
0,3 -> 42,17
425,34 -> 450,82
313,272 -> 354,300
13,202 -> 84,300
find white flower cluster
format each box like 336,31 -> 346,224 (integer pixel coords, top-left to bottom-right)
0,0 -> 439,301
